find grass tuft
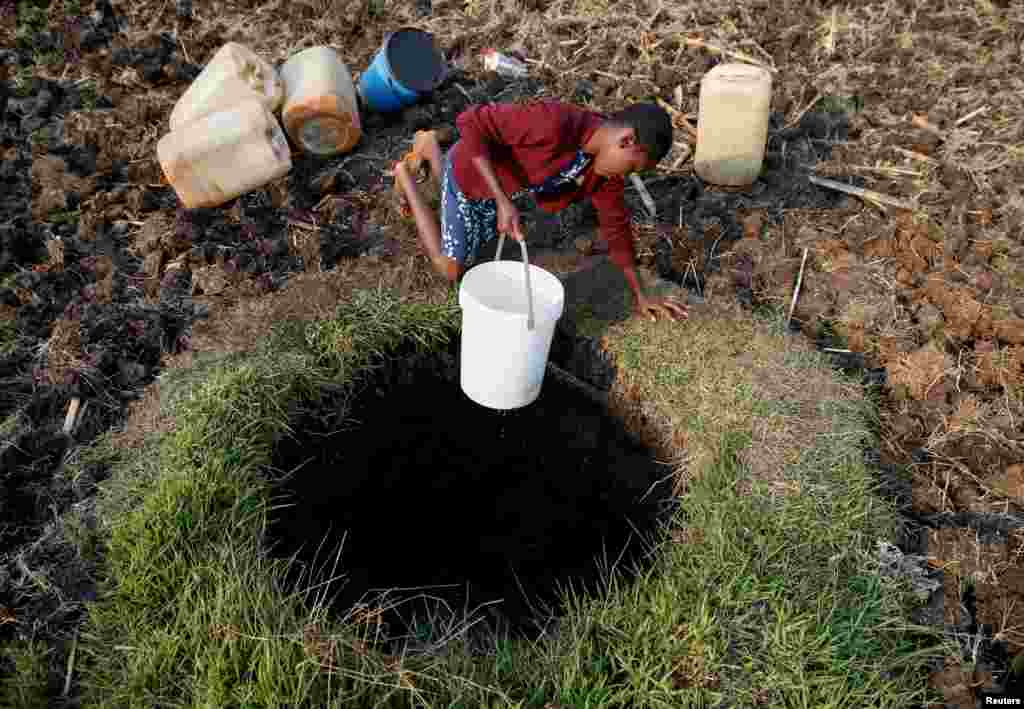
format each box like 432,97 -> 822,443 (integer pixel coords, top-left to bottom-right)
0,639 -> 52,709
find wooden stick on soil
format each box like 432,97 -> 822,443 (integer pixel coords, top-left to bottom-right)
72,401 -> 88,435
893,146 -> 938,164
546,362 -> 607,408
849,165 -> 923,177
807,175 -> 916,211
63,397 -> 81,436
955,105 -> 988,126
683,37 -> 778,73
63,628 -> 78,697
630,174 -> 657,219
786,247 -> 809,330
453,83 -> 474,103
784,92 -> 821,130
655,98 -> 698,139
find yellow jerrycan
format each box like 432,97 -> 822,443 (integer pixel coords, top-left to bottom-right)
694,62 -> 773,187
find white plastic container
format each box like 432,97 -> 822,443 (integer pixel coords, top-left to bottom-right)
693,62 -> 773,187
157,100 -> 292,209
481,49 -> 528,78
459,237 -> 564,410
279,46 -> 362,156
169,42 -> 284,132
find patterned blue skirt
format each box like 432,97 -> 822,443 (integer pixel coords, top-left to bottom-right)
440,147 -> 592,267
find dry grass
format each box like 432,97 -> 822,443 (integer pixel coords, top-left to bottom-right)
31,0 -> 1022,210
111,255 -> 451,445
189,256 -> 450,352
44,317 -> 83,386
601,296 -> 865,497
886,344 -> 950,404
927,527 -> 1024,653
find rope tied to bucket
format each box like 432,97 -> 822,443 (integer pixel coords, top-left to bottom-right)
495,233 -> 535,331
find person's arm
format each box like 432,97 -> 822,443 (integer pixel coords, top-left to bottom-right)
392,161 -> 464,282
471,154 -> 508,203
471,154 -> 526,241
591,179 -> 688,321
590,177 -> 642,292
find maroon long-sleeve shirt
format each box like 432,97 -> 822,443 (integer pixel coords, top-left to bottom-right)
451,100 -> 636,270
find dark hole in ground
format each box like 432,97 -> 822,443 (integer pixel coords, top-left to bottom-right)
266,338 -> 676,640
549,327 -> 617,391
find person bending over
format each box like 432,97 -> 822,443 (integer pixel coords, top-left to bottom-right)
391,99 -> 687,322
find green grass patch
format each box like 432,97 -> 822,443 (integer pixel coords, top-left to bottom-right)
49,209 -> 80,226
0,318 -> 18,357
31,49 -> 62,67
16,2 -> 50,32
0,639 -> 52,709
530,426 -> 938,707
819,94 -> 864,115
55,288 -> 947,707
28,125 -> 55,149
78,80 -> 98,110
10,68 -> 36,98
0,410 -> 23,439
61,0 -> 82,18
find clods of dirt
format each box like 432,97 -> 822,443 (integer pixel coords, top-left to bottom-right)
627,110 -> 855,294
267,341 -> 676,638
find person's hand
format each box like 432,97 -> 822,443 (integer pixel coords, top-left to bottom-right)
496,197 -> 525,242
633,293 -> 689,322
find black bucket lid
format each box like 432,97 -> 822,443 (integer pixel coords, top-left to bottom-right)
385,27 -> 446,93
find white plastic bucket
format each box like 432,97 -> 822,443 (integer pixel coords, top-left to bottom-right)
459,236 -> 565,410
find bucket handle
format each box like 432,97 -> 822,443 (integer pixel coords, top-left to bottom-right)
494,234 -> 535,331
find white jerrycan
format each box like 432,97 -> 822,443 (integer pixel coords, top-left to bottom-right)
693,62 -> 773,187
169,42 -> 284,132
157,99 -> 292,209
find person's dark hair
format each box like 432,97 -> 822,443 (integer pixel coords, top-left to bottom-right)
608,102 -> 673,164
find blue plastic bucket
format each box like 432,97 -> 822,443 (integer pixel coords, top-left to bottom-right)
358,28 -> 447,113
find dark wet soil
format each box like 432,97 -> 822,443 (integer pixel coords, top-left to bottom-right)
266,340 -> 676,639
637,110 -> 855,292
